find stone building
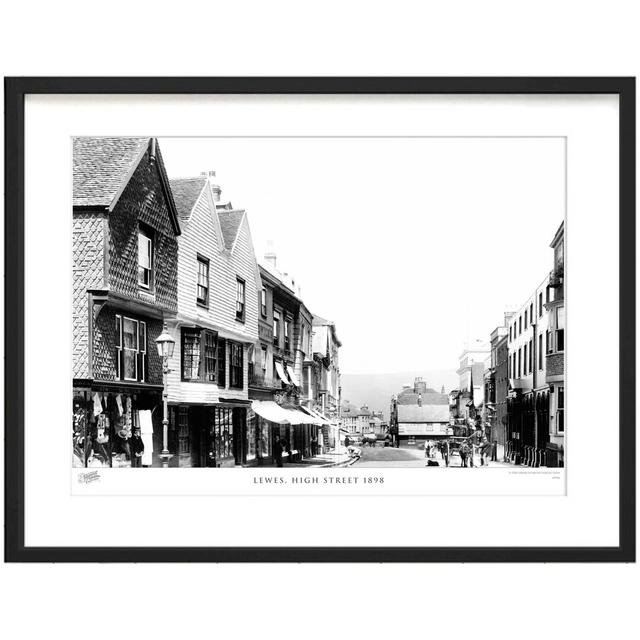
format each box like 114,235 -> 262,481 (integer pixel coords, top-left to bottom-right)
450,341 -> 490,433
72,137 -> 180,468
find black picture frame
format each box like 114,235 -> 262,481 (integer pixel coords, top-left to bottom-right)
4,77 -> 635,563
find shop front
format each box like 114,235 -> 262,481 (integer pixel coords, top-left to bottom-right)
169,403 -> 249,468
72,382 -> 163,468
248,400 -> 322,466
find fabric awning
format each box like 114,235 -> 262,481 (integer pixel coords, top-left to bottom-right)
286,365 -> 300,387
251,400 -> 292,424
301,406 -> 332,426
274,360 -> 291,384
252,401 -> 321,426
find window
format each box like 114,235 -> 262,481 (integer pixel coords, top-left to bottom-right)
236,278 -> 246,322
196,256 -> 209,306
556,329 -> 565,352
519,317 -> 522,335
230,341 -> 244,389
137,228 -> 153,289
273,309 -> 281,347
217,339 -> 226,388
284,318 -> 292,352
204,331 -> 217,381
524,310 -> 527,330
529,339 -> 533,373
546,330 -> 554,354
261,345 -> 268,373
181,328 -> 219,383
529,303 -> 533,323
115,315 -> 146,382
518,348 -> 521,378
523,344 -> 527,375
557,386 -> 565,432
260,288 -> 267,317
556,307 -> 565,352
539,334 -> 543,369
509,326 -> 512,342
539,292 -> 543,317
182,329 -> 202,381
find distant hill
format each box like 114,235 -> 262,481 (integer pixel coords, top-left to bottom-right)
340,369 -> 459,421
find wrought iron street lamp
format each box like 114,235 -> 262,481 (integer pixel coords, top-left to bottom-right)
155,322 -> 175,467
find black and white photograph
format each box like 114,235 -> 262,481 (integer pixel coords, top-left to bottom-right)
72,135 -> 566,477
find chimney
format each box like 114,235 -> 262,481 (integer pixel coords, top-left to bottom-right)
264,251 -> 277,269
200,171 -> 221,202
414,377 -> 427,395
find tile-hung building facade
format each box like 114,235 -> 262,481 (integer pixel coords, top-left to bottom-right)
72,137 -> 180,468
248,257 -> 325,463
545,222 -> 565,467
506,275 -> 551,466
167,173 -> 260,467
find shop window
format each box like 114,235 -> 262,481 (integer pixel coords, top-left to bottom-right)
196,256 -> 209,307
115,315 -> 147,382
557,386 -> 565,432
210,407 -> 234,461
138,226 -> 154,290
246,410 -> 257,461
178,406 -> 190,454
230,341 -> 244,389
236,278 -> 246,322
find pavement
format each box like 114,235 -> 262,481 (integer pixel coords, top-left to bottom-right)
281,449 -> 353,468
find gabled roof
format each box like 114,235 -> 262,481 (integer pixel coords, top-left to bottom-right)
397,391 -> 449,406
169,176 -> 207,221
73,137 -> 149,207
217,209 -> 245,250
73,136 -> 180,235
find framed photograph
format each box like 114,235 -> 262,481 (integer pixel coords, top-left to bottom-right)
5,77 -> 635,562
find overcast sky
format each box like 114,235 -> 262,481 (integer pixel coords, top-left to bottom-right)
159,137 -> 565,375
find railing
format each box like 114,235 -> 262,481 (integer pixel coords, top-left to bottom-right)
505,440 -> 547,467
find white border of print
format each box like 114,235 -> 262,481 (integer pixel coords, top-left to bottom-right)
24,94 -> 618,548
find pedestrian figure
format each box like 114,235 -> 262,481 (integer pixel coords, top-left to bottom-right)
441,440 -> 450,467
311,435 -> 318,457
131,428 -> 144,468
460,440 -> 470,467
480,437 -> 493,467
344,435 -> 351,448
273,438 -> 283,468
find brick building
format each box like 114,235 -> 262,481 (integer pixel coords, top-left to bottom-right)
506,274 -> 551,466
72,137 -> 180,468
545,221 -> 565,466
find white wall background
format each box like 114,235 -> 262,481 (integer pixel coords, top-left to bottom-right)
1,2 -> 638,640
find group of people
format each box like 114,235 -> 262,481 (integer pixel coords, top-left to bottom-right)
424,432 -> 495,468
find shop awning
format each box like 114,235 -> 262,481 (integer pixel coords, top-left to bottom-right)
252,401 -> 320,426
251,400 -> 292,424
301,405 -> 333,426
286,365 -> 300,387
274,360 -> 291,384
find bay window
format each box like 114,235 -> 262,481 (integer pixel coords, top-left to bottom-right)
181,328 -> 222,383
